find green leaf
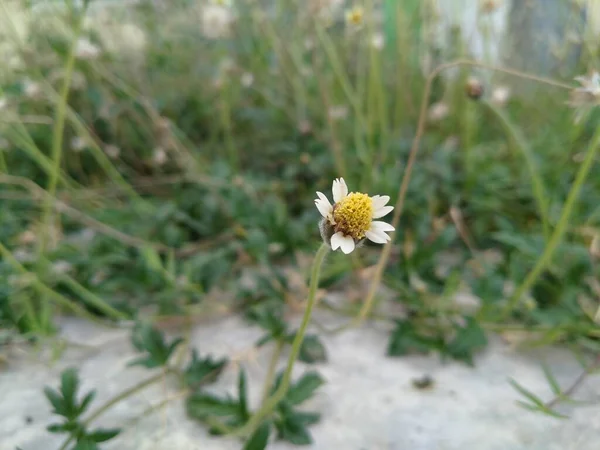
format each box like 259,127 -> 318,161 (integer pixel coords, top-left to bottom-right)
47,423 -> 68,434
541,364 -> 562,396
274,414 -> 313,446
87,427 -> 121,442
60,368 -> 79,416
387,321 -> 437,357
509,379 -> 545,408
443,318 -> 488,366
73,437 -> 99,450
243,421 -> 271,450
44,387 -> 67,416
184,350 -> 227,388
127,356 -> 160,369
285,372 -> 324,406
238,368 -> 249,419
186,393 -> 240,420
298,335 -> 327,364
78,391 -> 96,415
129,322 -> 182,368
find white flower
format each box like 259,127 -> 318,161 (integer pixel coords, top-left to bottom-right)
75,38 -> 101,60
51,260 -> 73,275
153,147 -> 167,165
240,72 -> 254,87
0,97 -> 7,110
23,79 -> 41,98
345,6 -> 364,28
202,4 -> 234,39
490,85 -> 511,106
573,71 -> 600,99
427,102 -> 449,122
71,136 -> 86,152
98,22 -> 147,57
104,144 -> 120,159
315,177 -> 394,254
371,33 -> 385,50
569,71 -> 600,123
327,105 -> 349,121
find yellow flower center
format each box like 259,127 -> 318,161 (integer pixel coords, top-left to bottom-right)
333,192 -> 373,240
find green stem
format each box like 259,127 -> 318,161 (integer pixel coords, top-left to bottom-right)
485,101 -> 550,239
232,243 -> 329,438
260,340 -> 284,403
37,15 -> 82,330
0,241 -> 107,327
502,124 -> 600,317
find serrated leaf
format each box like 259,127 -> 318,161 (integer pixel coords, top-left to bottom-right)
542,364 -> 562,396
285,372 -> 324,406
444,318 -> 488,366
44,387 -> 67,417
166,337 -> 184,360
387,321 -> 437,357
298,335 -> 327,364
127,355 -> 160,369
243,421 -> 271,450
46,423 -> 68,434
60,368 -> 79,417
78,391 -> 96,415
186,393 -> 241,420
184,350 -> 227,388
274,414 -> 313,446
87,427 -> 121,442
238,368 -> 249,419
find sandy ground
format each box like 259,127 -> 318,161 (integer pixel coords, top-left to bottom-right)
1,312 -> 600,450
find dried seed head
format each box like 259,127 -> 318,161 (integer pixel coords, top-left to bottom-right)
465,77 -> 484,100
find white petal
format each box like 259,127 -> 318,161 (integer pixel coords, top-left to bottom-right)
330,232 -> 344,251
316,191 -> 330,203
370,220 -> 395,232
315,200 -> 332,218
330,232 -> 355,254
332,177 -> 348,203
371,195 -> 390,210
373,205 -> 394,219
314,192 -> 333,218
366,229 -> 390,244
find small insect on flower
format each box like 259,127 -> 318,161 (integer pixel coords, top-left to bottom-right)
315,177 -> 394,254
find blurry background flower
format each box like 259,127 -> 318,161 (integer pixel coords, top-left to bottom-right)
371,32 -> 385,50
71,136 -> 86,152
201,3 -> 235,39
490,85 -> 511,106
345,5 -> 365,29
75,38 -> 101,60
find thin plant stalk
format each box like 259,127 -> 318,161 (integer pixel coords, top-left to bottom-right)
0,241 -> 107,327
349,59 -> 573,328
485,101 -> 551,239
501,125 -> 600,317
230,243 -> 329,438
260,340 -> 284,403
37,14 -> 84,329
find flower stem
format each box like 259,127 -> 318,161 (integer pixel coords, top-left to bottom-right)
260,340 -> 284,404
231,243 -> 329,438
